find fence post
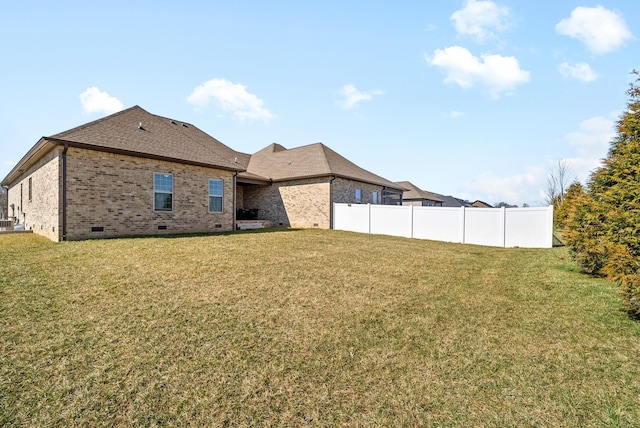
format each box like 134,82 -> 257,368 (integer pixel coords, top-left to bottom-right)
368,203 -> 372,234
460,206 -> 466,244
501,206 -> 507,248
410,205 -> 414,238
547,205 -> 554,248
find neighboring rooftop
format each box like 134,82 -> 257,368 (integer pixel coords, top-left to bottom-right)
471,200 -> 494,208
395,181 -> 444,203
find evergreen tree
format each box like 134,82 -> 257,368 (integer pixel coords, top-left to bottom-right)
563,71 -> 640,316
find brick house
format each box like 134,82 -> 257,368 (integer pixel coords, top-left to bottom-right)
1,106 -> 403,241
237,143 -> 403,229
395,181 -> 444,207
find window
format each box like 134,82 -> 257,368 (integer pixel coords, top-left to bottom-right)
382,188 -> 402,205
208,179 -> 223,213
372,191 -> 379,204
154,173 -> 173,211
28,178 -> 32,201
355,189 -> 362,203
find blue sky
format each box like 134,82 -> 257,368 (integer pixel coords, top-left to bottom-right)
1,1 -> 638,206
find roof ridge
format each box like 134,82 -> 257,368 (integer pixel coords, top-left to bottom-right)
50,105 -> 143,138
315,143 -> 336,174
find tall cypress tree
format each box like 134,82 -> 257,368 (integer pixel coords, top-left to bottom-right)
573,71 -> 640,316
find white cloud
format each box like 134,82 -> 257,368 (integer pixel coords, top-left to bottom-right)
450,0 -> 512,43
460,116 -> 615,205
187,78 -> 273,123
461,166 -> 547,206
427,46 -> 530,97
79,87 -> 123,115
558,62 -> 598,82
448,110 -> 464,118
562,116 -> 614,181
556,6 -> 633,55
337,84 -> 384,109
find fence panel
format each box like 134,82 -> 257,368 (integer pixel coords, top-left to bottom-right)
332,203 -> 553,248
464,208 -> 505,247
370,205 -> 413,238
332,203 -> 370,233
505,207 -> 554,248
412,206 -> 463,243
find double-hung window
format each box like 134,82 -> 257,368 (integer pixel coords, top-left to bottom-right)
154,173 -> 173,211
209,179 -> 223,213
355,189 -> 362,204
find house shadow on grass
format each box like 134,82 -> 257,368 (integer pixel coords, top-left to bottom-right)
96,227 -> 302,242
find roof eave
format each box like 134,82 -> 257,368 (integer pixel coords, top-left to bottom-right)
270,172 -> 404,191
46,137 -> 246,173
1,137 -> 54,186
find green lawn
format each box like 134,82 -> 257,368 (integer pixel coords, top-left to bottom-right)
1,229 -> 639,427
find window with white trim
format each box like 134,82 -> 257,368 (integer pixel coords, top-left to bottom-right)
154,173 -> 173,211
372,191 -> 378,204
355,189 -> 362,203
208,179 -> 223,213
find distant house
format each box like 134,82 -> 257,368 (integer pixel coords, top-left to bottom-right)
436,195 -> 471,208
470,200 -> 493,208
1,106 -> 403,241
395,181 -> 443,206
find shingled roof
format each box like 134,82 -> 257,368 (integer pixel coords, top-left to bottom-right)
48,105 -> 245,171
395,181 -> 444,203
2,106 -> 401,191
245,143 -> 403,190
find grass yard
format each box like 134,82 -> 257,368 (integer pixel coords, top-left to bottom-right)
1,229 -> 639,427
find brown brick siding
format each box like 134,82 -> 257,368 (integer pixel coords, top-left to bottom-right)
242,176 -> 385,229
7,147 -> 62,241
242,178 -> 330,228
331,178 -> 382,205
65,148 -> 235,240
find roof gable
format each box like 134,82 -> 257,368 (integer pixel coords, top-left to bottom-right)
50,105 -> 244,171
247,142 -> 402,189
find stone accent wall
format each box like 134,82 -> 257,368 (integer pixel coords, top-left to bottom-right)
65,148 -> 235,240
7,147 -> 62,241
243,178 -> 331,228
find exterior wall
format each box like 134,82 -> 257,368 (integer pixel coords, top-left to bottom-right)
236,185 -> 244,209
331,178 -> 382,205
242,177 -> 387,229
65,148 -> 235,240
243,177 -> 331,228
402,199 -> 441,207
7,147 -> 62,241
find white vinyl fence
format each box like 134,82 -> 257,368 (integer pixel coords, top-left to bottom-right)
333,204 -> 554,248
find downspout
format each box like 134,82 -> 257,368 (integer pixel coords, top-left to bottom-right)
329,175 -> 336,229
232,171 -> 238,231
1,185 -> 8,219
61,144 -> 68,241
